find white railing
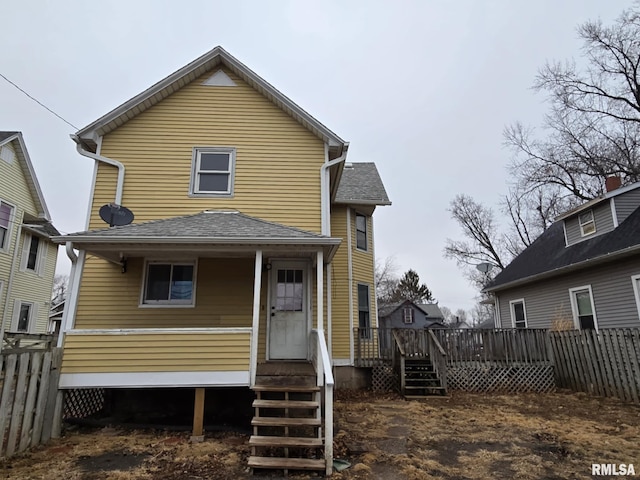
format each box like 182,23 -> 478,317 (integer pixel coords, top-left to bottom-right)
311,329 -> 334,476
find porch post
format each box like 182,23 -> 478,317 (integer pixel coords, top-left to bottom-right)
250,250 -> 262,387
316,250 -> 324,332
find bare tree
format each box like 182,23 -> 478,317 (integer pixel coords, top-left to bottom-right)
52,274 -> 69,303
375,256 -> 399,308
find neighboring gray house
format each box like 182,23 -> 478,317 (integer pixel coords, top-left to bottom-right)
379,300 -> 445,330
484,178 -> 640,330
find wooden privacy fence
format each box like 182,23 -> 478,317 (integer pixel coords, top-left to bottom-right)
0,346 -> 63,459
549,329 -> 640,404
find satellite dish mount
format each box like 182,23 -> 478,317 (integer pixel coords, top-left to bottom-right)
99,203 -> 135,227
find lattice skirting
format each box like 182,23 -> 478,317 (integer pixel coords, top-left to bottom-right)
63,388 -> 106,419
372,365 -> 398,392
447,365 -> 555,393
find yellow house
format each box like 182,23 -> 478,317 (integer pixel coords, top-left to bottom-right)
0,132 -> 58,343
54,47 -> 390,474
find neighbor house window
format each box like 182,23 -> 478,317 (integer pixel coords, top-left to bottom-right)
403,307 -> 414,324
12,301 -> 34,333
631,275 -> 640,321
509,299 -> 527,328
355,213 -> 367,251
20,233 -> 46,275
142,262 -> 196,306
0,145 -> 15,164
190,147 -> 235,195
358,284 -> 371,338
569,286 -> 597,330
0,201 -> 14,251
579,210 -> 596,236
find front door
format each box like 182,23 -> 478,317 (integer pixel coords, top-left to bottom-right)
269,261 -> 308,359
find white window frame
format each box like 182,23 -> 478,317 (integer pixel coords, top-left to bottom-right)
139,260 -> 198,308
357,283 -> 371,339
632,274 -> 640,322
0,199 -> 16,254
355,212 -> 368,252
12,300 -> 36,333
568,285 -> 599,330
579,210 -> 596,237
0,144 -> 15,164
189,147 -> 236,197
20,233 -> 47,275
403,307 -> 414,324
509,299 -> 528,328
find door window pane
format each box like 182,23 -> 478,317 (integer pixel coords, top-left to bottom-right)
275,269 -> 303,311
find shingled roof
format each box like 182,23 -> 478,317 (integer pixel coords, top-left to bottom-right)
334,163 -> 391,206
485,206 -> 640,292
56,210 -> 334,241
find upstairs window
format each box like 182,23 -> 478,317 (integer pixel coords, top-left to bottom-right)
0,145 -> 15,164
20,233 -> 46,275
358,283 -> 371,339
403,307 -> 414,324
0,201 -> 14,252
579,210 -> 596,236
142,261 -> 196,306
190,147 -> 235,196
355,213 -> 368,251
27,235 -> 40,270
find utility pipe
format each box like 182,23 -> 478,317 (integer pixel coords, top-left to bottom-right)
320,143 -> 349,236
71,134 -> 125,205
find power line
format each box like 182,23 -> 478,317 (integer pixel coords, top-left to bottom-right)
0,72 -> 79,130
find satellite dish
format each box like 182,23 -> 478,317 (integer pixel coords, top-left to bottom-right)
476,262 -> 495,273
99,203 -> 135,227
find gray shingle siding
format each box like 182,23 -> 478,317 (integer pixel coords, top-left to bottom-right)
497,256 -> 640,329
615,189 -> 640,224
565,201 -> 615,246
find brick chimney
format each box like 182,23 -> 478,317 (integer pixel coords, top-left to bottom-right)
605,176 -> 622,192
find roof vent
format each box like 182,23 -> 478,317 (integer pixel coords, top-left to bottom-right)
344,162 -> 354,169
605,176 -> 622,192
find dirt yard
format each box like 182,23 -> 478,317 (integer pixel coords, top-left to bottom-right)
1,390 -> 639,479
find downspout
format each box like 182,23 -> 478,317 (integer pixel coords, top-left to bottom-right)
0,224 -> 23,351
71,134 -> 125,205
57,242 -> 78,347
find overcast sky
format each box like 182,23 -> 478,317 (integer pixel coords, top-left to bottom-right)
0,0 -> 632,314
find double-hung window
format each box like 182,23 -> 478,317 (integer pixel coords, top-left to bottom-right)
509,299 -> 527,328
403,307 -> 414,324
358,284 -> 371,339
142,262 -> 196,306
190,147 -> 235,196
579,210 -> 596,236
633,275 -> 640,321
569,286 -> 597,330
0,201 -> 14,252
355,213 -> 368,251
12,301 -> 35,333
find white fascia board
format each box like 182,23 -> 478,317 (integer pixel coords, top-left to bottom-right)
333,199 -> 392,206
51,235 -> 341,246
59,371 -> 250,389
76,46 -> 345,151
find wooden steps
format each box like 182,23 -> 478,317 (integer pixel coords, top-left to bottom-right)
250,370 -> 326,475
401,357 -> 447,398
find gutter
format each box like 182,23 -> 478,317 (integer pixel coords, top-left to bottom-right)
484,243 -> 640,293
71,134 -> 125,205
320,143 -> 348,236
51,235 -> 342,246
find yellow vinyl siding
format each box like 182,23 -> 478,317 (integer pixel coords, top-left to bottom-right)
329,206 -> 351,360
61,331 -> 251,373
0,140 -> 56,334
351,209 -> 376,329
89,67 -> 324,233
75,257 -> 265,329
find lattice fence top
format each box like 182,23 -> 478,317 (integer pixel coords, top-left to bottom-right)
447,365 -> 555,394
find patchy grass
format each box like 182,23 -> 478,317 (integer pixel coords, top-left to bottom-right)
1,391 -> 638,479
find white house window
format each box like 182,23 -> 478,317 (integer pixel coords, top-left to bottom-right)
143,262 -> 196,305
569,286 -> 597,330
27,235 -> 39,270
356,213 -> 368,251
20,233 -> 46,275
579,210 -> 596,236
358,284 -> 371,338
12,301 -> 35,333
0,145 -> 15,164
0,201 -> 14,251
190,147 -> 235,196
631,275 -> 640,321
509,299 -> 527,328
403,307 -> 414,324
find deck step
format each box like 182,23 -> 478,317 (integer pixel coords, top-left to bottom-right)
248,456 -> 325,470
253,399 -> 319,409
404,385 -> 446,390
249,435 -> 323,447
253,385 -> 320,393
252,417 -> 322,427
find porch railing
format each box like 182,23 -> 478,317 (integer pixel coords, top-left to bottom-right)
354,327 -> 394,366
310,329 -> 334,476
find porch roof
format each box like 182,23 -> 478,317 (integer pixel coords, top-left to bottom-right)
52,211 -> 341,261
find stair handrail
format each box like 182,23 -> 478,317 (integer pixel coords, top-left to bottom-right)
312,329 -> 334,476
427,329 -> 447,393
392,329 -> 407,394
392,329 -> 406,356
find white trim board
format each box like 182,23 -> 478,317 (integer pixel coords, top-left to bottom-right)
59,370 -> 250,389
